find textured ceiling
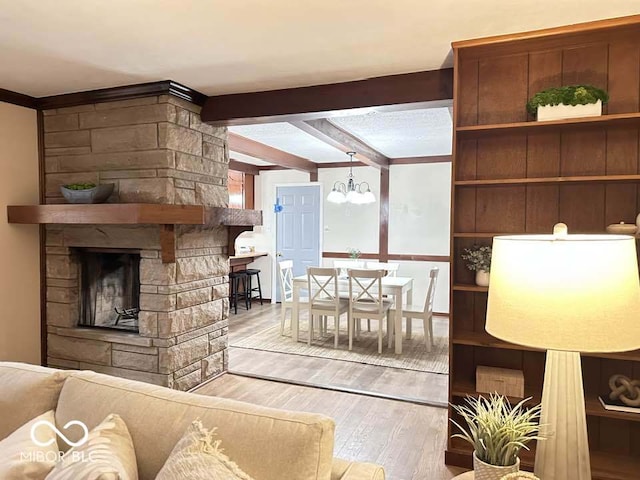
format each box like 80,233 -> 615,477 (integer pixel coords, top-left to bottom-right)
229,123 -> 349,163
228,151 -> 274,167
331,107 -> 453,157
0,1 -> 638,97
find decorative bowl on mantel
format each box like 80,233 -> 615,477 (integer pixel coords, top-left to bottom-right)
60,183 -> 115,204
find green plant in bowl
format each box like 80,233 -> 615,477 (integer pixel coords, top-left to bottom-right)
63,182 -> 97,191
526,85 -> 609,115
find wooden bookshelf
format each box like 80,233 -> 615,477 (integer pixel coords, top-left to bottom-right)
447,15 -> 640,479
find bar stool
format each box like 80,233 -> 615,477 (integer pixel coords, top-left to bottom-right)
229,271 -> 249,314
246,269 -> 264,307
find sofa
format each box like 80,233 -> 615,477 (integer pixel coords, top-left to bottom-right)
0,362 -> 384,480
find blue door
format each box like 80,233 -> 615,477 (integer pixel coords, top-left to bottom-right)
275,184 -> 322,301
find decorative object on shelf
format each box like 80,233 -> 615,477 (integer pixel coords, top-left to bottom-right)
60,183 -> 114,204
606,222 -> 637,234
526,85 -> 609,121
608,374 -> 640,407
500,473 -> 540,480
486,223 -> 640,480
461,244 -> 492,286
327,151 -> 375,205
476,366 -> 524,398
635,212 -> 640,232
451,394 -> 542,480
273,197 -> 284,214
347,248 -> 362,260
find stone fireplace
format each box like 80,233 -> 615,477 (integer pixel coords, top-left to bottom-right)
41,94 -> 235,390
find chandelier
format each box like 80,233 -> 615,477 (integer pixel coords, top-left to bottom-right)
326,151 -> 375,204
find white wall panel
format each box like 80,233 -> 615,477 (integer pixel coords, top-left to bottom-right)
388,163 -> 451,256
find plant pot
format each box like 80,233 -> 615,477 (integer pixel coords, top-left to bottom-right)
536,100 -> 601,121
473,452 -> 519,480
475,270 -> 490,287
60,184 -> 114,204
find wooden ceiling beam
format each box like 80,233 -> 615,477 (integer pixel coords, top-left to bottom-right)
228,132 -> 317,174
292,119 -> 389,170
201,69 -> 453,126
228,159 -> 260,176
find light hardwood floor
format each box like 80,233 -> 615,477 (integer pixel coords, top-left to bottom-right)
195,373 -> 466,480
227,303 -> 449,405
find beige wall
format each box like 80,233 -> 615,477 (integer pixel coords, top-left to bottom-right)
0,102 -> 40,364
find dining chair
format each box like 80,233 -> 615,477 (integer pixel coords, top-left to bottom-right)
348,269 -> 393,354
334,260 -> 365,277
307,267 -> 349,348
389,267 -> 439,352
365,261 -> 400,277
278,260 -> 309,337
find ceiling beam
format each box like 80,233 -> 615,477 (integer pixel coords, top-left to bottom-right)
229,159 -> 260,176
228,133 -> 317,174
201,68 -> 453,126
389,155 -> 452,165
292,119 -> 389,170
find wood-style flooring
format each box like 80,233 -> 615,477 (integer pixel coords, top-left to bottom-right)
195,373 -> 466,480
227,303 -> 449,405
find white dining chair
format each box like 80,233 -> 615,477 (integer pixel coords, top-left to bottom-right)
307,267 -> 349,348
348,269 -> 393,354
365,261 -> 400,277
278,260 -> 309,337
334,260 -> 365,277
390,267 -> 439,352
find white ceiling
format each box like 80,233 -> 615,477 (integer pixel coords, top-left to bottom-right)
229,151 -> 274,167
0,1 -> 638,97
230,123 -> 349,163
331,107 -> 453,157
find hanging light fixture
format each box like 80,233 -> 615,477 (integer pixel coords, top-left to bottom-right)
327,151 -> 375,205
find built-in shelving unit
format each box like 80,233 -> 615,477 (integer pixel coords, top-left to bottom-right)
447,15 -> 640,478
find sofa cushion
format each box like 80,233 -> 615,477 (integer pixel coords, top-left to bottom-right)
46,413 -> 138,480
55,371 -> 335,480
0,362 -> 70,439
0,410 -> 59,479
156,420 -> 253,480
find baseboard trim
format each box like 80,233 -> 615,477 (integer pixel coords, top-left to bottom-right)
227,368 -> 448,408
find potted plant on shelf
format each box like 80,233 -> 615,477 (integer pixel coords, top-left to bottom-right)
526,84 -> 609,122
60,182 -> 115,204
451,394 -> 543,480
461,244 -> 492,286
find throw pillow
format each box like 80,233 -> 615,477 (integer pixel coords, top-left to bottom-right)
155,421 -> 254,480
0,410 -> 60,480
45,413 -> 137,480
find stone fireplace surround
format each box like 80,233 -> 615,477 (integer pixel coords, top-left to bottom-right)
42,95 -> 232,390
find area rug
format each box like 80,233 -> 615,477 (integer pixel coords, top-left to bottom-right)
231,319 -> 449,374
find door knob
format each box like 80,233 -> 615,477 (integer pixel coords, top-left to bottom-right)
276,252 -> 283,257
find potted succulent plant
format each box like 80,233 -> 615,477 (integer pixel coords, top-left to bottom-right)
526,84 -> 609,121
60,182 -> 114,204
347,248 -> 362,260
461,244 -> 492,286
451,394 -> 543,480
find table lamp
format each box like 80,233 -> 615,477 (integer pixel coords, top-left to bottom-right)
485,223 -> 640,480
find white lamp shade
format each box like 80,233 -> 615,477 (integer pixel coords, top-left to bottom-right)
361,190 -> 376,204
486,234 -> 640,353
327,189 -> 346,204
345,189 -> 360,204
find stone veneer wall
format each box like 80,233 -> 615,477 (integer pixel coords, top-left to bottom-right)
43,95 -> 231,390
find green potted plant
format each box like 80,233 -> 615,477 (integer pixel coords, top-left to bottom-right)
461,244 -> 492,286
526,84 -> 609,122
451,394 -> 543,480
347,248 -> 361,260
60,182 -> 114,204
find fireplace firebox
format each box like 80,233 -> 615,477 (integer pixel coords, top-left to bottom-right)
77,248 -> 141,332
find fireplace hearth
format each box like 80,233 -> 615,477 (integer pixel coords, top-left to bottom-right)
78,249 -> 140,332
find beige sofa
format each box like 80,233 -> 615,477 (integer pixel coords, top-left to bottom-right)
0,362 -> 384,480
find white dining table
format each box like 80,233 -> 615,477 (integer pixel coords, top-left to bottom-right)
291,275 -> 414,354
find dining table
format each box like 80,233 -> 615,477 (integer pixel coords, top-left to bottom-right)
291,274 -> 414,354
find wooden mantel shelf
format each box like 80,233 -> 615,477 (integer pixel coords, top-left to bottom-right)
6,204 -> 262,227
7,204 -> 263,263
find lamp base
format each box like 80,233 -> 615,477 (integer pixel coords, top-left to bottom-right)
534,350 -> 591,480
